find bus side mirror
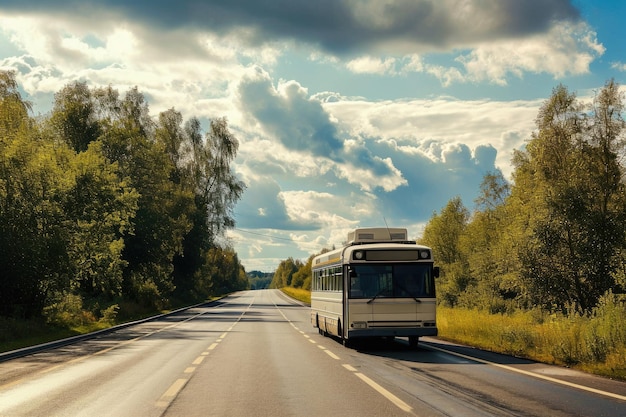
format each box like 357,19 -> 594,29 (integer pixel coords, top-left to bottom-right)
349,268 -> 357,278
433,267 -> 440,278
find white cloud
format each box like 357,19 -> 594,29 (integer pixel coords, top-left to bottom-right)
340,20 -> 603,86
346,56 -> 397,75
322,96 -> 542,178
611,62 -> 626,72
457,21 -> 604,85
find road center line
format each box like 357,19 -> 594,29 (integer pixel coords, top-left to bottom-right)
323,350 -> 340,360
354,372 -> 413,413
276,293 -> 411,411
156,378 -> 189,408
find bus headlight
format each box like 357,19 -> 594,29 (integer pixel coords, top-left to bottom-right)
419,250 -> 430,259
351,321 -> 367,329
354,251 -> 364,260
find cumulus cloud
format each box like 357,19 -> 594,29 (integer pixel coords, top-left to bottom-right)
236,67 -> 344,158
0,1 -> 580,54
234,176 -> 318,230
1,1 -> 603,90
235,66 -> 407,192
346,56 -> 397,75
321,96 -> 542,178
456,21 -> 605,85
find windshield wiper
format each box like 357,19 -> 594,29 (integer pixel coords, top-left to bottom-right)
396,283 -> 422,303
367,288 -> 387,304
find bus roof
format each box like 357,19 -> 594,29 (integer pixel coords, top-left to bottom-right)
312,227 -> 433,268
347,227 -> 409,244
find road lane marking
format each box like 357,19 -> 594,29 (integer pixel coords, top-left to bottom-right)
425,344 -> 626,402
323,350 -> 340,360
154,297 -> 258,409
317,345 -> 341,360
354,372 -> 413,413
341,362 -> 412,412
273,292 -> 414,413
157,378 -> 189,408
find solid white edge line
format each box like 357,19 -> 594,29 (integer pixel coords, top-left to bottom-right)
425,344 -> 626,402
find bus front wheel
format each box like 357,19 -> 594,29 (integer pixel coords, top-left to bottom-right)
408,336 -> 419,348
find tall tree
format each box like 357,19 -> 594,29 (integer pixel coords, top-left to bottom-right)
98,88 -> 192,307
0,71 -> 72,317
198,118 -> 245,240
420,196 -> 470,306
63,142 -> 139,298
50,81 -> 100,152
511,82 -> 626,313
458,171 -> 520,312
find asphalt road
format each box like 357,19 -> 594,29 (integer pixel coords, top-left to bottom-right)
0,289 -> 624,416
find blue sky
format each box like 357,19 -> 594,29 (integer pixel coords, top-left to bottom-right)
1,1 -> 624,272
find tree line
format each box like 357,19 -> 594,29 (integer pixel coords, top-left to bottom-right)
421,80 -> 626,315
274,80 -> 626,316
0,71 -> 248,321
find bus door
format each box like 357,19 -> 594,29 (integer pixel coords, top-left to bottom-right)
343,265 -> 350,339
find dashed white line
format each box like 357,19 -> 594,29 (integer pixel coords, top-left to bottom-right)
157,378 -> 188,408
354,372 -> 413,413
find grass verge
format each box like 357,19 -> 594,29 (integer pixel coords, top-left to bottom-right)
280,287 -> 311,305
437,302 -> 626,381
0,297 -> 218,354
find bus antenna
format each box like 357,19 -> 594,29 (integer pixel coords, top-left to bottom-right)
383,217 -> 391,239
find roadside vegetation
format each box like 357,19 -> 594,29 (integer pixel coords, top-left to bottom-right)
0,70 -> 248,352
438,298 -> 626,380
273,80 -> 626,381
280,287 -> 311,305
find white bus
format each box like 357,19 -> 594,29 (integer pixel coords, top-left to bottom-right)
311,227 -> 438,348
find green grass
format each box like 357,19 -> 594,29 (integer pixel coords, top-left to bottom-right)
0,297 -> 217,354
280,287 -> 311,305
437,301 -> 626,381
0,317 -> 79,353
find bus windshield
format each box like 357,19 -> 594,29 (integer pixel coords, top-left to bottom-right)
348,264 -> 435,299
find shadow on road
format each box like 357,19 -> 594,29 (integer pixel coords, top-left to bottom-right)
340,337 -> 534,366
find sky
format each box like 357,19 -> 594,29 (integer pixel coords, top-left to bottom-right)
1,0 -> 625,272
